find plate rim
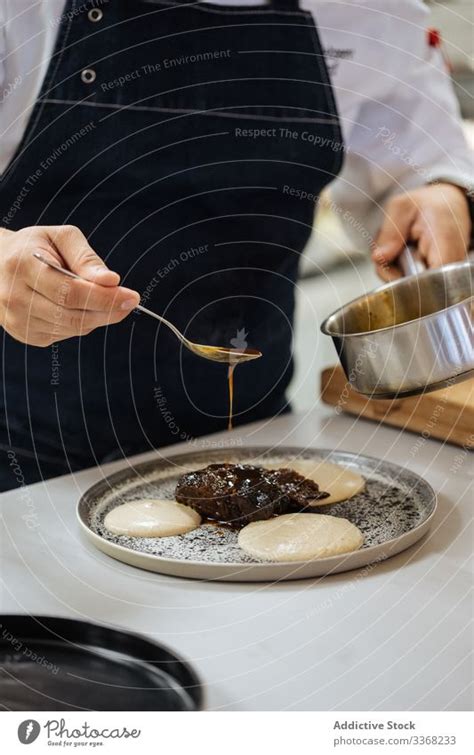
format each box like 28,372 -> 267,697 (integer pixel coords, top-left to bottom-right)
0,613 -> 204,710
77,446 -> 438,569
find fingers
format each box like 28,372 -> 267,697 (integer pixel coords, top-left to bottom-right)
372,194 -> 417,277
26,254 -> 140,312
411,209 -> 468,269
46,225 -> 121,286
2,310 -> 56,347
374,261 -> 402,283
373,185 -> 470,281
1,225 -> 142,347
26,288 -> 134,335
3,282 -> 133,345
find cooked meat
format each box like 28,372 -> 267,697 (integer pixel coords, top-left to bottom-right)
175,463 -> 329,527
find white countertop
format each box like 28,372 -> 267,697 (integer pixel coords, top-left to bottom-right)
1,405 -> 472,711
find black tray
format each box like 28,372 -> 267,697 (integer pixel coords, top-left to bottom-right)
0,615 -> 203,711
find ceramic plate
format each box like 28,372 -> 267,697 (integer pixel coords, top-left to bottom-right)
77,447 -> 437,582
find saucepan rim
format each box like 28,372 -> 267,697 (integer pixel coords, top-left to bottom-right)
320,259 -> 473,338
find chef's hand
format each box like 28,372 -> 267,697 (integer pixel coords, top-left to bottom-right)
372,183 -> 471,281
0,225 -> 140,346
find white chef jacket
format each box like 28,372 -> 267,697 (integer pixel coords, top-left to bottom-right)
1,0 -> 473,250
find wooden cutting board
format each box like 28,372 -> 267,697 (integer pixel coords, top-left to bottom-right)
321,366 -> 474,449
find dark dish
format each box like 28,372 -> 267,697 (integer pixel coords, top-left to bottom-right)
175,463 -> 329,527
0,615 -> 203,711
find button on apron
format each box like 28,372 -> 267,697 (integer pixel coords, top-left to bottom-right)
80,68 -> 96,83
88,8 -> 103,23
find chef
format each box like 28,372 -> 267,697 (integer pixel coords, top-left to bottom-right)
0,0 -> 472,490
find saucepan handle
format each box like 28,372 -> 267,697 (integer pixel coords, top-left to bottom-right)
398,245 -> 427,277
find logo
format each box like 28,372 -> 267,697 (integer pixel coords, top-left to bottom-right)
230,328 -> 248,352
18,720 -> 41,744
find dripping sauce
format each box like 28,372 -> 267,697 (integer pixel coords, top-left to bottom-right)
225,348 -> 261,431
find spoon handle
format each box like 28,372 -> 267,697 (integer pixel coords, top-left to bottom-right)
32,252 -> 187,346
33,252 -> 82,280
135,304 -> 187,344
398,245 -> 426,277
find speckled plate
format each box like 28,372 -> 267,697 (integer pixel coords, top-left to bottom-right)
77,447 -> 437,582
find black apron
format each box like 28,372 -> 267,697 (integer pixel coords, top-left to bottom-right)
0,0 -> 343,490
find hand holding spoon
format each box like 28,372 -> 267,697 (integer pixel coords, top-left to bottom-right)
32,253 -> 262,365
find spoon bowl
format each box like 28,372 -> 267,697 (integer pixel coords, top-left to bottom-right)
33,253 -> 263,366
188,343 -> 262,364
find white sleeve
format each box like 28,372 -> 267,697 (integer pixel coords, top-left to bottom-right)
314,0 -> 474,251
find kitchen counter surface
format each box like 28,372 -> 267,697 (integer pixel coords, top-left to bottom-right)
1,405 -> 472,711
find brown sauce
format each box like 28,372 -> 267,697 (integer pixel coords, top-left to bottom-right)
227,364 -> 235,431
224,348 -> 261,432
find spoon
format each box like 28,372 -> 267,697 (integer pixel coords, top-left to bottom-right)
32,252 -> 262,365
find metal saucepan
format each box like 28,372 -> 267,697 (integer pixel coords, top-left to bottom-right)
320,247 -> 474,398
